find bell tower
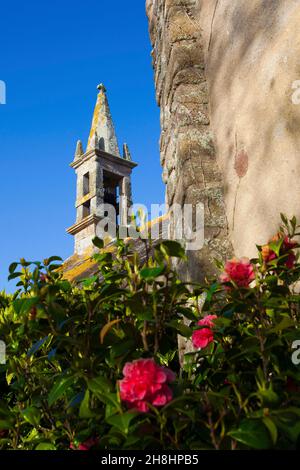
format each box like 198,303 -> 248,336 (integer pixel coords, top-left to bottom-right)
67,84 -> 137,254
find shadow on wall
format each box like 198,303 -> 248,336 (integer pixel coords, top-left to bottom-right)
202,0 -> 300,249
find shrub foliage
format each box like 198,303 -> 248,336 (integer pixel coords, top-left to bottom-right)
0,215 -> 300,450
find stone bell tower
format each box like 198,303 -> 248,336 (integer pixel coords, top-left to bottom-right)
67,84 -> 137,254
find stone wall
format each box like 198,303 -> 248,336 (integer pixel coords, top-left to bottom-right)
147,0 -> 300,272
146,0 -> 232,282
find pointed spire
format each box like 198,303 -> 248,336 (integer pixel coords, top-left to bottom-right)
123,143 -> 132,161
74,140 -> 84,160
86,84 -> 121,157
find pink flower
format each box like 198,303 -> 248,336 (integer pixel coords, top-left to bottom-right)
119,358 -> 175,412
192,315 -> 217,349
198,314 -> 217,328
284,252 -> 296,269
70,437 -> 98,451
220,257 -> 255,288
283,236 -> 298,251
286,377 -> 300,393
262,233 -> 298,268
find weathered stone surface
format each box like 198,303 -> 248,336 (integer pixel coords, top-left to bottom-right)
147,0 -> 233,284
63,216 -> 170,283
147,0 -> 300,271
87,84 -> 121,157
198,0 -> 300,257
67,86 -> 137,255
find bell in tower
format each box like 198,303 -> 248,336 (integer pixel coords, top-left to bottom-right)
67,84 -> 137,254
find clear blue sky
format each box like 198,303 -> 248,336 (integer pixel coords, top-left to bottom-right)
0,0 -> 165,292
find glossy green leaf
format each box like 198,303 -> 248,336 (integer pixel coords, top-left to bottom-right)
22,406 -> 41,427
228,419 -> 272,449
106,412 -> 139,434
35,442 -> 56,450
48,377 -> 75,406
13,297 -> 39,316
92,237 -> 104,249
8,262 -> 18,274
87,376 -> 112,395
27,335 -> 50,357
79,390 -> 95,419
140,266 -> 165,279
156,240 -> 186,258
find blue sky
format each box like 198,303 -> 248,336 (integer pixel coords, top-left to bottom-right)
0,0 -> 164,292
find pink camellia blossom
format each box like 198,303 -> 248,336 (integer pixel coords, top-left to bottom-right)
283,235 -> 298,252
285,252 -> 296,269
192,315 -> 217,350
220,257 -> 255,288
198,314 -> 217,328
262,234 -> 298,269
70,437 -> 99,451
40,273 -> 48,283
286,377 -> 300,393
119,358 -> 175,412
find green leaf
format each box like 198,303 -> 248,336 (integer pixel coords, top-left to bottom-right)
79,390 -> 95,419
257,388 -> 279,406
205,283 -> 219,303
140,266 -> 165,279
0,419 -> 14,430
269,239 -> 283,257
263,417 -> 278,445
228,419 -> 272,449
92,237 -> 104,249
43,256 -> 62,266
156,240 -> 186,258
48,264 -> 62,271
27,335 -> 50,357
48,376 -> 75,406
8,272 -> 23,281
271,407 -> 300,418
111,339 -> 136,358
35,443 -> 56,450
270,317 -> 295,333
22,406 -> 41,427
58,280 -> 72,292
8,262 -> 18,274
22,428 -> 39,443
280,213 -> 288,226
87,376 -> 112,395
13,297 -> 39,316
265,275 -> 278,287
136,310 -> 153,321
82,275 -> 98,288
6,371 -> 14,386
290,215 -> 297,229
167,320 -> 192,338
92,392 -> 121,410
176,306 -> 197,321
106,412 -> 139,434
270,408 -> 300,442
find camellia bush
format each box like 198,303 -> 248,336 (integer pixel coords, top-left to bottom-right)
0,214 -> 300,450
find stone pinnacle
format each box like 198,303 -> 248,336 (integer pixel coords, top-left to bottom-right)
97,83 -> 107,93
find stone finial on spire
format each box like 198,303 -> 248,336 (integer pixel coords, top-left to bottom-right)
97,83 -> 107,93
86,84 -> 121,157
74,140 -> 84,160
123,143 -> 132,161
